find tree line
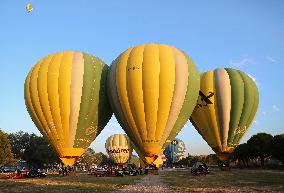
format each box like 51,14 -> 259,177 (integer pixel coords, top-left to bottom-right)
0,130 -> 283,168
232,133 -> 284,167
168,133 -> 284,168
0,130 -> 113,169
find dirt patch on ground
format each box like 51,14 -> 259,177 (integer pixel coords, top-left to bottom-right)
112,174 -> 174,193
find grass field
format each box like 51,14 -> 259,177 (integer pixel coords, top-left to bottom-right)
160,168 -> 284,192
0,174 -> 143,193
1,169 -> 284,193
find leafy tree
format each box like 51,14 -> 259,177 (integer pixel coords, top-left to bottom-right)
187,155 -> 199,167
100,153 -> 114,166
77,148 -> 103,169
93,152 -> 103,166
9,131 -> 30,159
177,157 -> 189,166
247,133 -> 273,167
0,129 -> 16,166
233,143 -> 251,166
206,154 -> 219,165
9,131 -> 58,168
270,134 -> 284,164
23,134 -> 58,168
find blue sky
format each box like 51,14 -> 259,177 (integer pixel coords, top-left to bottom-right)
0,1 -> 283,155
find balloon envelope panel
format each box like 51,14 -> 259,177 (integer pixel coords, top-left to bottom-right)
24,51 -> 112,165
190,68 -> 259,160
108,44 -> 200,164
105,134 -> 132,164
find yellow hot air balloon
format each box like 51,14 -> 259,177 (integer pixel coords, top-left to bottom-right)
108,44 -> 200,164
190,68 -> 259,160
105,134 -> 132,165
153,156 -> 164,168
24,51 -> 112,165
26,3 -> 33,13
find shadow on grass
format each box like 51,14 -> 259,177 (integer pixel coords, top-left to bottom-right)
0,174 -> 143,193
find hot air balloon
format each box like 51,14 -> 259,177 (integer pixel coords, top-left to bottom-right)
163,138 -> 186,163
105,134 -> 132,165
108,44 -> 200,164
190,68 -> 259,160
152,156 -> 163,168
26,3 -> 33,13
24,51 -> 112,165
129,155 -> 140,168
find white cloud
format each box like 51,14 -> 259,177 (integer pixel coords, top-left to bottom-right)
229,58 -> 254,67
253,120 -> 259,125
262,111 -> 267,115
272,105 -> 280,112
266,56 -> 277,63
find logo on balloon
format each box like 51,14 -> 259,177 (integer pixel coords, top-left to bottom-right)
171,140 -> 178,145
107,148 -> 130,154
85,126 -> 96,136
196,91 -> 214,108
234,126 -> 247,135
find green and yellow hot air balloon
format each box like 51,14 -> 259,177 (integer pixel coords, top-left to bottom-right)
108,44 -> 200,164
190,68 -> 259,160
129,155 -> 141,168
24,51 -> 112,165
105,134 -> 132,165
26,3 -> 33,13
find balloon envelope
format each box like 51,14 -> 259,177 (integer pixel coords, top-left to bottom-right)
108,44 -> 200,164
129,155 -> 140,168
105,134 -> 132,164
190,68 -> 259,160
26,3 -> 33,13
153,156 -> 163,168
24,51 -> 112,165
163,138 -> 186,163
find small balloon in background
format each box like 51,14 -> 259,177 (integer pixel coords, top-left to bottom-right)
26,3 -> 34,13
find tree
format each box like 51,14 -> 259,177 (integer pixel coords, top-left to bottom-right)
177,157 -> 189,166
23,134 -> 58,168
0,129 -> 16,166
233,143 -> 251,167
9,131 -> 30,159
93,153 -> 103,166
9,131 -> 58,168
77,148 -> 102,170
247,133 -> 273,167
270,134 -> 284,164
187,155 -> 199,167
206,154 -> 219,165
100,153 -> 114,166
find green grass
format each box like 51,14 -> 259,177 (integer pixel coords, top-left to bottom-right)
160,168 -> 284,192
1,169 -> 284,192
0,174 -> 143,193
